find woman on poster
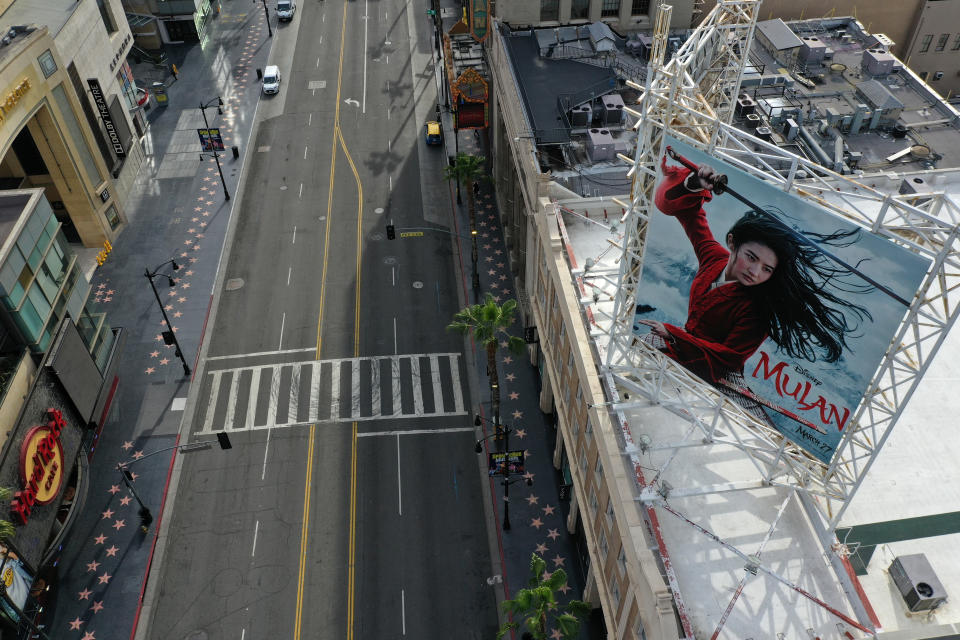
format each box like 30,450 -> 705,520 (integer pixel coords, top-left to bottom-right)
637,153 -> 872,395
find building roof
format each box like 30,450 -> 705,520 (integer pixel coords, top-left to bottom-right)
856,79 -> 905,111
1,0 -> 78,37
756,18 -> 803,50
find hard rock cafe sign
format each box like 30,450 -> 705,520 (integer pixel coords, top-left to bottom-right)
10,409 -> 67,525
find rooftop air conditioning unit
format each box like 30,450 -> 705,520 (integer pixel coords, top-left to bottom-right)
888,554 -> 947,613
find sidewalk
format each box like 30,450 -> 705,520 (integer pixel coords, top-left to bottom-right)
43,7 -> 271,640
434,9 -> 601,639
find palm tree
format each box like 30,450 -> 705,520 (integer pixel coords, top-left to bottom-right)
497,553 -> 591,640
0,487 -> 16,540
443,152 -> 486,289
448,293 -> 525,430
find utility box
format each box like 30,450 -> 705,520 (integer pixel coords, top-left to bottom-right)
586,128 -> 615,162
570,104 -> 592,127
600,93 -> 625,126
888,554 -> 947,613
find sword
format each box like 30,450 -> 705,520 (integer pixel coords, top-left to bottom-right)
664,146 -> 911,307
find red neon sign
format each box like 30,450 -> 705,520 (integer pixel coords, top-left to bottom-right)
10,409 -> 67,525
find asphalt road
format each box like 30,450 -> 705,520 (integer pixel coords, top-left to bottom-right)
145,1 -> 497,639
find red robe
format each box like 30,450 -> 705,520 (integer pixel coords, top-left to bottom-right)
650,158 -> 768,384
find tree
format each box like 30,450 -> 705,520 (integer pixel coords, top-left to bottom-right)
448,293 -> 525,429
0,487 -> 15,540
443,152 -> 486,289
497,553 -> 591,640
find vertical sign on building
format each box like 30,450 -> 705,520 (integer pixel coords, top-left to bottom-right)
86,79 -> 126,158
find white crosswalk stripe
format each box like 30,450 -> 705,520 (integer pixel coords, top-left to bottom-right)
195,352 -> 467,435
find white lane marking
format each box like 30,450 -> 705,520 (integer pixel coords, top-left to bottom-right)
292,225 -> 297,244
450,354 -> 464,414
242,628 -> 246,640
430,355 -> 442,412
251,520 -> 259,556
261,427 -> 271,480
396,433 -> 402,516
304,146 -> 308,160
389,175 -> 392,192
401,589 -> 406,635
299,183 -> 303,199
371,357 -> 381,417
363,0 -> 368,113
411,357 -> 423,416
287,267 -> 292,286
357,426 -> 475,438
387,107 -> 390,120
289,364 -> 301,423
202,371 -> 222,433
266,366 -> 281,427
246,368 -> 261,430
330,361 -> 341,420
316,57 -> 320,67
309,361 -> 321,421
278,312 -> 286,351
391,266 -> 395,286
308,113 -> 312,126
391,356 -> 401,416
393,317 -> 397,354
351,359 -> 360,418
388,139 -> 391,152
224,371 -> 240,430
206,347 -> 315,361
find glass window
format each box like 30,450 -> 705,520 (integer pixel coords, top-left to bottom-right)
631,0 -> 649,14
920,34 -> 933,53
599,529 -> 608,558
953,35 -> 960,51
105,204 -> 121,229
51,84 -> 104,186
617,546 -> 627,574
601,0 -> 620,17
27,283 -> 51,320
594,457 -> 603,486
34,261 -> 60,303
579,449 -> 588,472
606,499 -> 615,528
16,297 -> 44,341
38,50 -> 57,78
611,580 -> 620,609
540,0 -> 559,21
571,0 -> 589,19
589,487 -> 598,513
96,0 -> 117,33
26,243 -> 44,272
585,415 -> 593,442
936,34 -> 949,52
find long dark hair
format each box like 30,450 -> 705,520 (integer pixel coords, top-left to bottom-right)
728,210 -> 873,363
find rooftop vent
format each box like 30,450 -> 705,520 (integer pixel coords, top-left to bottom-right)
888,555 -> 947,613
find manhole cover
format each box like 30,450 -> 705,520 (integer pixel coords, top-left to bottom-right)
225,278 -> 244,291
184,632 -> 208,640
413,281 -> 423,289
374,207 -> 384,215
384,256 -> 398,265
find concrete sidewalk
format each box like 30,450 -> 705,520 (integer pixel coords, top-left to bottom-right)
43,7 -> 273,640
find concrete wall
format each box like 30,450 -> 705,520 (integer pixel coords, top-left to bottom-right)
0,351 -> 35,445
903,0 -> 960,98
494,0 -> 696,32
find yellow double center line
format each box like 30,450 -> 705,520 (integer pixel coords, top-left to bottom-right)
294,2 -> 364,639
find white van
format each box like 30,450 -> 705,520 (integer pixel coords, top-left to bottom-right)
262,65 -> 281,95
277,0 -> 296,22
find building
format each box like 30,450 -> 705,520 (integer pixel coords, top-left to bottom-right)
491,0 -> 697,33
121,0 -> 220,45
902,0 -> 960,98
488,10 -> 960,639
0,188 -> 122,634
0,0 -> 148,247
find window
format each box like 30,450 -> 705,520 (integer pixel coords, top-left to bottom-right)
594,457 -> 603,486
635,619 -> 647,640
540,0 -> 559,21
104,204 -> 121,229
611,580 -> 621,609
585,415 -> 593,442
571,0 -> 589,19
38,50 -> 57,78
601,0 -> 620,17
579,449 -> 588,472
631,0 -> 649,14
96,0 -> 117,33
936,33 -> 950,52
920,70 -> 930,81
589,488 -> 599,514
599,529 -> 609,558
567,349 -> 574,371
954,35 -> 960,50
617,546 -> 627,574
575,386 -> 582,407
920,34 -> 933,53
605,499 -> 615,528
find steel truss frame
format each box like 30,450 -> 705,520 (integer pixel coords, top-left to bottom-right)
599,1 -> 960,530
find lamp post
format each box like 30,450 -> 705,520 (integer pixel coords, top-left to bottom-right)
198,96 -> 230,200
260,0 -> 273,37
145,259 -> 191,376
475,414 -> 530,531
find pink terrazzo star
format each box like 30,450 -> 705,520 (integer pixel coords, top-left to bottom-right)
105,545 -> 119,557
550,628 -> 563,640
547,528 -> 560,541
485,256 -> 493,262
502,289 -> 511,296
91,600 -> 104,613
132,450 -> 144,459
160,358 -> 170,365
502,356 -> 513,364
542,570 -> 553,581
506,373 -> 516,381
194,206 -> 204,211
173,311 -> 182,318
145,367 -> 155,375
108,485 -> 120,495
552,554 -> 565,567
70,617 -> 83,630
543,504 -> 556,515
94,533 -> 106,545
185,270 -> 194,276
530,517 -> 544,529
526,494 -> 538,505
77,588 -> 91,600
120,496 -> 131,506
181,282 -> 191,288
536,543 -> 548,554
179,296 -> 188,302
150,351 -> 160,358
508,392 -> 519,400
499,274 -> 508,281
82,631 -> 96,640
488,269 -> 496,275
101,509 -> 113,520
558,582 -> 571,594
483,244 -> 491,250
112,520 -> 125,531
86,560 -> 100,572
103,297 -> 112,302
121,441 -> 133,450
515,428 -> 526,439
181,252 -> 189,258
98,572 -> 112,584
512,410 -> 523,419
523,471 -> 535,481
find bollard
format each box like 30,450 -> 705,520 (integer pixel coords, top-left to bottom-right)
232,146 -> 239,159
256,68 -> 263,80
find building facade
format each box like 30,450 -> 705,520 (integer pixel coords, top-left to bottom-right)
0,0 -> 147,248
902,0 -> 960,98
492,0 -> 697,33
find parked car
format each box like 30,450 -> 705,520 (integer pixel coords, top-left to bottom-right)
262,65 -> 281,95
277,0 -> 296,21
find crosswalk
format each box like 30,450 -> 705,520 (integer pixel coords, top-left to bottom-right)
196,352 -> 466,434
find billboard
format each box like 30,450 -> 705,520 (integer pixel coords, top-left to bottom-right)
633,137 -> 930,463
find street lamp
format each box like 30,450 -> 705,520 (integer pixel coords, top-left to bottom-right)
117,432 -> 232,531
475,414 -> 531,531
198,96 -> 230,201
260,0 -> 273,37
145,259 -> 191,376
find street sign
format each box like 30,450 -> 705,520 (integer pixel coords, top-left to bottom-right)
197,128 -> 225,151
488,450 -> 525,476
400,231 -> 424,238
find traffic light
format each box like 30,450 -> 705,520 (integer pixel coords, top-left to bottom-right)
386,224 -> 396,240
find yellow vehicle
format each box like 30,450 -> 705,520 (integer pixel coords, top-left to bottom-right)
424,121 -> 442,145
